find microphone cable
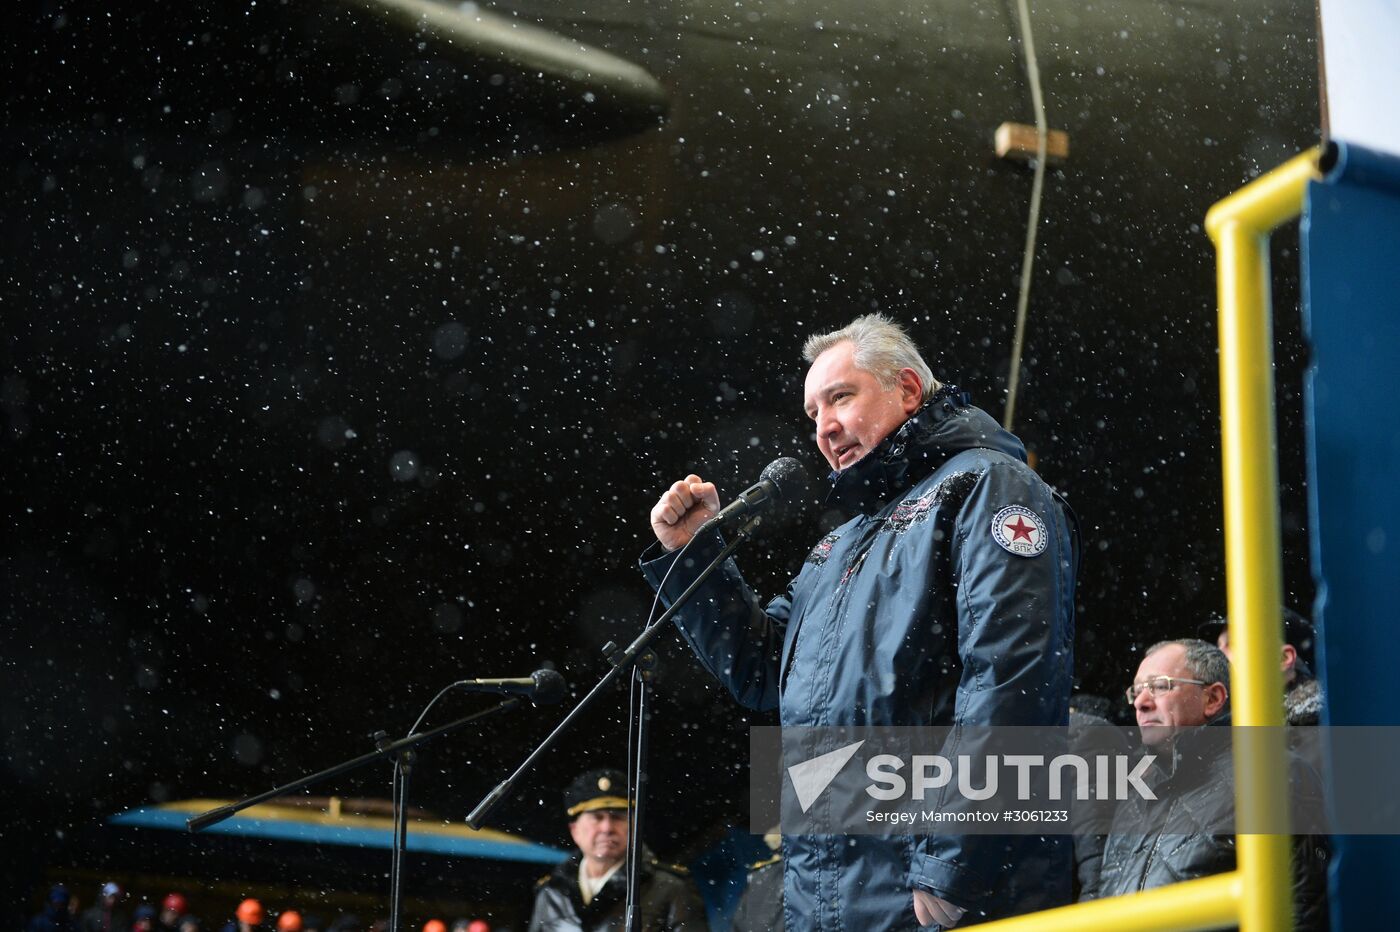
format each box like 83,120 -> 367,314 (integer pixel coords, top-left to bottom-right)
388,677 -> 476,932
1003,0 -> 1051,433
623,527 -> 707,927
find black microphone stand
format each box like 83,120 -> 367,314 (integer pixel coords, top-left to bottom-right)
466,516 -> 763,932
624,649 -> 657,931
187,697 -> 524,930
187,700 -> 521,832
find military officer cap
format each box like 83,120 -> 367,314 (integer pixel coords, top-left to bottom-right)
1198,607 -> 1317,666
564,768 -> 632,818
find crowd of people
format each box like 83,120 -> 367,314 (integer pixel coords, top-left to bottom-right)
26,887 -> 495,932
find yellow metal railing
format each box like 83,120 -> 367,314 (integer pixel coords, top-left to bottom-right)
974,147 -> 1324,932
1205,147 -> 1322,932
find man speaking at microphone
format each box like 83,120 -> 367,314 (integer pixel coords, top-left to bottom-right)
642,315 -> 1079,929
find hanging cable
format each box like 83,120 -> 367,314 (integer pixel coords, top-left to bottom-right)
1003,0 -> 1050,431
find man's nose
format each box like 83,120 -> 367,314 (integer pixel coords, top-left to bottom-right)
1133,688 -> 1155,711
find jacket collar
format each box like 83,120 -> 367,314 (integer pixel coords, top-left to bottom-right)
551,849 -> 656,887
826,386 -> 1025,515
1154,710 -> 1233,781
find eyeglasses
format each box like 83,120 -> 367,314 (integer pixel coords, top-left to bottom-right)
1125,675 -> 1208,703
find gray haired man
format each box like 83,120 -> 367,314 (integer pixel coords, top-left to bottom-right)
1092,639 -> 1328,929
645,314 -> 1080,929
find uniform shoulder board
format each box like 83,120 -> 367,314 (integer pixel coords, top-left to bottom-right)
747,855 -> 781,871
653,861 -> 691,877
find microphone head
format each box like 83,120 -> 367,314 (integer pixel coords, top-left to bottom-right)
759,456 -> 813,510
529,669 -> 568,704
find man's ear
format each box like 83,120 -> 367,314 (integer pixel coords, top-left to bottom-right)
1203,682 -> 1229,719
897,368 -> 923,414
1280,643 -> 1298,673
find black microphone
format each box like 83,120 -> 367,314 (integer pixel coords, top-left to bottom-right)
698,457 -> 812,534
458,669 -> 568,704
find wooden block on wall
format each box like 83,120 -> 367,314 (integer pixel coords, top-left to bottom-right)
995,122 -> 1070,164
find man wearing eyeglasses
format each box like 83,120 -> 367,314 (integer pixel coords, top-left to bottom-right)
1126,640 -> 1230,748
1089,640 -> 1328,929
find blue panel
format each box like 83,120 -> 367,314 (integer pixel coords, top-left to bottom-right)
109,806 -> 568,865
1302,140 -> 1400,932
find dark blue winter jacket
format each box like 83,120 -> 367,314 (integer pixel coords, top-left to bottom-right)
642,391 -> 1079,929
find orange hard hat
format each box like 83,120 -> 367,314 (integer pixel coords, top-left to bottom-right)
276,912 -> 303,932
236,900 -> 265,926
423,921 -> 447,932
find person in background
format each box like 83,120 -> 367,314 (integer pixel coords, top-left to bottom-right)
28,885 -> 76,932
450,921 -> 489,932
730,830 -> 783,932
133,905 -> 158,932
276,912 -> 303,932
158,894 -> 189,932
528,768 -> 705,932
324,915 -> 361,932
80,883 -> 128,932
1092,639 -> 1329,929
1068,693 -> 1132,901
222,900 -> 266,932
1199,607 -> 1323,725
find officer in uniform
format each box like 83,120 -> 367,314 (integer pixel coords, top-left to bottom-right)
527,768 -> 706,932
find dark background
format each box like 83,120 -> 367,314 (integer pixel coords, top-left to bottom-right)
3,0 -> 1320,924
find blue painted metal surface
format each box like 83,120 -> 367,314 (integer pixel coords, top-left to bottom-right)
110,805 -> 568,864
1301,139 -> 1400,932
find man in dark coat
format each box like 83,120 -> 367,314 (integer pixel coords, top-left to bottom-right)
645,314 -> 1080,929
28,886 -> 76,932
1067,695 -> 1131,901
1200,607 -> 1324,725
730,829 -> 783,932
730,854 -> 783,932
79,884 -> 128,932
528,768 -> 705,932
1093,639 -> 1328,930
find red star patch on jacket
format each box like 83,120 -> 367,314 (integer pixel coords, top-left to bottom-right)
991,505 -> 1049,557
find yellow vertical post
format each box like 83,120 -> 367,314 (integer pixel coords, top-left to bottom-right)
1204,148 -> 1320,932
928,149 -> 1319,932
1210,218 -> 1292,932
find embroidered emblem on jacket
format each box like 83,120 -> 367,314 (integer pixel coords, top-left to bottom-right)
886,492 -> 937,534
806,532 -> 841,566
884,472 -> 978,534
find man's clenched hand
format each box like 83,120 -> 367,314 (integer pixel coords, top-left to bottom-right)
649,474 -> 721,551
